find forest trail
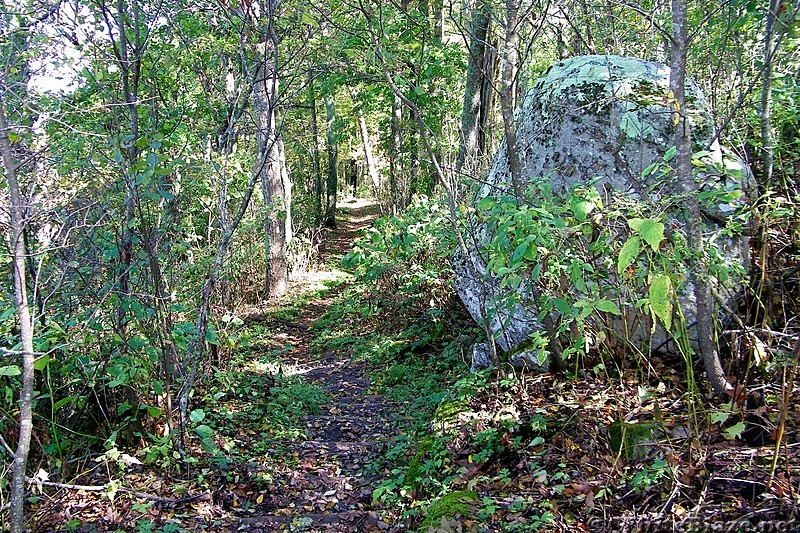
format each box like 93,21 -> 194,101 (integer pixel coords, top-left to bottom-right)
233,199 -> 396,531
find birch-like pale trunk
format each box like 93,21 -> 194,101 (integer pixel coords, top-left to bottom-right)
1,94 -> 36,533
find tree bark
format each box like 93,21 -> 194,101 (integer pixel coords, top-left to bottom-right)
1,95 -> 36,533
309,74 -> 323,224
254,57 -> 288,299
760,0 -> 782,187
324,93 -> 338,228
277,138 -> 293,250
500,0 -> 525,202
354,100 -> 381,194
670,0 -> 733,396
389,94 -> 402,213
457,0 -> 492,171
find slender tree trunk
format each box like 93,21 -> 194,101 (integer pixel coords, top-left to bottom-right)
254,58 -> 288,299
389,94 -> 402,213
278,138 -> 293,246
500,0 -> 525,202
760,0 -> 782,187
178,149 -> 262,452
433,0 -> 444,40
355,105 -> 381,194
1,96 -> 36,533
324,93 -> 338,228
457,0 -> 491,171
670,0 -> 733,396
309,75 -> 323,224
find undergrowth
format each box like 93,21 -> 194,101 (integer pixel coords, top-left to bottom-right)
335,194 -> 799,532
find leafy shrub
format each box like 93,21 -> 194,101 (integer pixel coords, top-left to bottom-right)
475,170 -> 747,369
342,196 -> 456,316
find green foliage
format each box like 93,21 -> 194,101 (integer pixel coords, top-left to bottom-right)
343,196 -> 456,314
476,169 -> 746,367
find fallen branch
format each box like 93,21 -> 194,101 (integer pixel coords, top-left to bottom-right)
28,479 -> 212,504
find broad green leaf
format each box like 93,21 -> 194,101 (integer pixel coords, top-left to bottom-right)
663,146 -> 677,161
627,218 -> 644,231
723,421 -> 746,441
0,365 -> 21,377
190,409 -> 205,423
570,196 -> 593,222
648,274 -> 673,330
34,355 -> 51,371
512,241 -> 529,264
617,236 -> 640,275
528,436 -> 545,447
195,424 -> 214,438
200,436 -> 218,454
638,219 -> 665,252
710,409 -> 730,424
552,298 -> 571,314
595,299 -> 622,315
477,196 -> 495,210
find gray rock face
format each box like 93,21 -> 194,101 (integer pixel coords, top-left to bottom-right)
455,55 -> 750,369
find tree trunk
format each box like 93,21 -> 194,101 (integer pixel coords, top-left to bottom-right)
113,0 -> 141,342
356,105 -> 381,194
254,58 -> 288,299
670,0 -> 733,396
500,0 -> 525,202
0,96 -> 36,533
309,75 -> 323,224
324,93 -> 338,228
760,0 -> 782,187
389,94 -> 402,213
178,146 -> 263,454
457,0 -> 492,171
433,0 -> 444,41
278,138 -> 293,246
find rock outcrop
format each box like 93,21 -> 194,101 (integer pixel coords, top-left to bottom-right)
455,55 -> 750,371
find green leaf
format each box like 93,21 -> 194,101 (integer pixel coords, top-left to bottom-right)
723,421 -> 746,441
195,424 -> 213,438
34,355 -> 51,371
511,241 -> 529,264
0,365 -> 21,377
710,409 -> 730,424
477,196 -> 495,210
617,236 -> 640,275
552,298 -> 571,314
648,274 -> 673,330
638,219 -> 665,252
570,196 -> 593,222
200,436 -> 218,454
663,146 -> 677,161
528,436 -> 545,447
595,299 -> 622,315
8,131 -> 19,142
190,409 -> 205,423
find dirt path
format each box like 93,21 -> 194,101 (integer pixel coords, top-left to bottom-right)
235,200 -> 396,531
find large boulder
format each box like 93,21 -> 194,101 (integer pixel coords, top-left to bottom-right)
455,55 -> 750,370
